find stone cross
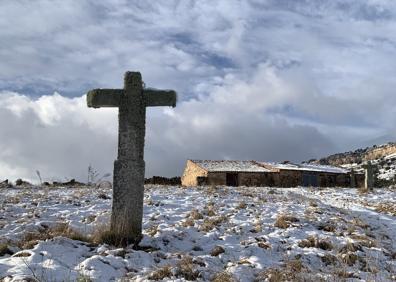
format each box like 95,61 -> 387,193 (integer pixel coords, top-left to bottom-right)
363,161 -> 374,191
87,71 -> 176,244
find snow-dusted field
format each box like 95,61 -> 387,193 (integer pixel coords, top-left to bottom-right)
0,185 -> 395,281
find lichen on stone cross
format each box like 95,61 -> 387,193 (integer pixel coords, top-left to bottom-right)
87,71 -> 176,245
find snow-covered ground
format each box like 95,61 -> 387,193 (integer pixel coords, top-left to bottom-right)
0,185 -> 395,281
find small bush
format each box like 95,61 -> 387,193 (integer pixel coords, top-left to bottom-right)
189,209 -> 204,220
298,236 -> 333,250
274,214 -> 299,229
211,271 -> 238,282
199,216 -> 227,232
175,256 -> 200,280
182,218 -> 195,227
149,265 -> 173,280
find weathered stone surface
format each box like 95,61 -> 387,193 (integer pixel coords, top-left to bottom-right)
87,71 -> 176,244
363,161 -> 374,190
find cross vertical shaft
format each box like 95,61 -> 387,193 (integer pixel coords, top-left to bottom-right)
112,72 -> 145,241
86,71 -> 177,245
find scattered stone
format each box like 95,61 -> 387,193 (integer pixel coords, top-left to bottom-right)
210,245 -> 225,256
96,181 -> 112,189
98,193 -> 111,200
192,246 -> 203,252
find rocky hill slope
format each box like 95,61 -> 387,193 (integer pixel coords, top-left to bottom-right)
313,142 -> 396,166
309,142 -> 396,186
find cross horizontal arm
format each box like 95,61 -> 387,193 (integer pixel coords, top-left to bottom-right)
144,88 -> 177,108
87,89 -> 123,108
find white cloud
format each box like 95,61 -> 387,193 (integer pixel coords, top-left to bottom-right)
0,0 -> 395,181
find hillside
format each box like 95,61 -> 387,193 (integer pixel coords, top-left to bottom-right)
308,142 -> 396,186
0,186 -> 395,281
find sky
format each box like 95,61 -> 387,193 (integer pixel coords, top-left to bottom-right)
1,0 -> 396,183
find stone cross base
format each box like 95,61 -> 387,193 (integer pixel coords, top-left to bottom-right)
111,159 -> 145,242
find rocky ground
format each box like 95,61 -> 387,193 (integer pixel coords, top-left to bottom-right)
0,185 -> 395,281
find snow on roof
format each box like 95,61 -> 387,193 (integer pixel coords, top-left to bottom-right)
258,162 -> 350,174
191,160 -> 271,172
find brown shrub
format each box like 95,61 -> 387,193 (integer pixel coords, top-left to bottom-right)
317,222 -> 336,233
182,218 -> 195,227
211,271 -> 238,282
320,254 -> 338,266
375,202 -> 396,216
237,201 -> 247,209
274,214 -> 299,229
340,252 -> 358,266
175,255 -> 200,280
338,241 -> 362,254
258,241 -> 271,249
255,268 -> 289,282
149,265 -> 173,280
17,223 -> 90,249
199,216 -> 227,232
146,225 -> 159,237
298,236 -> 333,250
189,209 -> 204,220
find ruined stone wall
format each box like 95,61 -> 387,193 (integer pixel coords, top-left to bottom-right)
181,160 -> 208,186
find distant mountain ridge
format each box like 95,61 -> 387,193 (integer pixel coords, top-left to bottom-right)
311,142 -> 396,166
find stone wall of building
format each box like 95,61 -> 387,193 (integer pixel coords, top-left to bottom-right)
238,172 -> 274,186
181,160 -> 208,186
207,172 -> 227,185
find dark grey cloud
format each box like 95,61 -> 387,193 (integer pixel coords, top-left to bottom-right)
0,0 -> 395,181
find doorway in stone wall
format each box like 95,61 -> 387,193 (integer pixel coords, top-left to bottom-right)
226,173 -> 239,186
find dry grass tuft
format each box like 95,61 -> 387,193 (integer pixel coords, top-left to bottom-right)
17,223 -> 90,249
146,224 -> 159,237
274,214 -> 299,229
339,252 -> 358,266
0,243 -> 13,256
182,218 -> 195,227
189,209 -> 204,220
13,251 -> 31,257
298,235 -> 333,250
255,268 -> 288,282
148,265 -> 173,280
92,228 -> 134,247
338,241 -> 362,254
211,271 -> 238,282
317,221 -> 336,233
175,255 -> 200,280
199,216 -> 227,232
237,201 -> 247,209
349,234 -> 377,248
320,254 -> 338,266
375,202 -> 396,216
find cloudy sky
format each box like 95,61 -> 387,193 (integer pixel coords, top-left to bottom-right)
1,0 -> 396,182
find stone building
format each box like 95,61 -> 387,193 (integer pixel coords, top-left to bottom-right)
181,160 -> 273,187
181,160 -> 364,188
